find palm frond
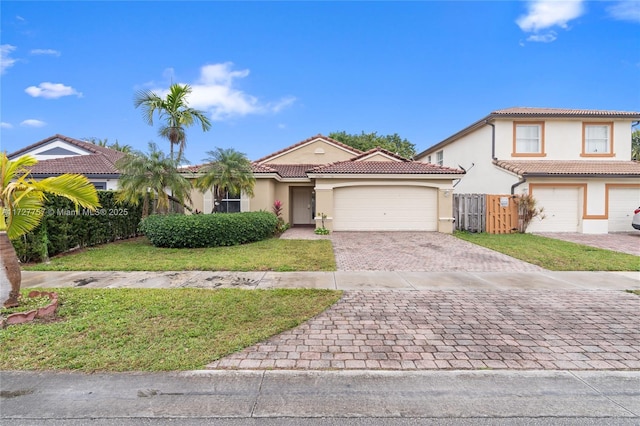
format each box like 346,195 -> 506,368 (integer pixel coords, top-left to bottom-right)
34,174 -> 100,210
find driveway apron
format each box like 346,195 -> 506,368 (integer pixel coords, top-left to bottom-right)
208,289 -> 640,371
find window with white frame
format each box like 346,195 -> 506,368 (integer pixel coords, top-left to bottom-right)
436,150 -> 443,166
514,123 -> 543,154
216,189 -> 241,213
583,124 -> 611,154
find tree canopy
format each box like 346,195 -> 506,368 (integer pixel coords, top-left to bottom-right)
196,148 -> 255,213
328,131 -> 417,159
134,83 -> 212,162
115,143 -> 192,215
632,129 -> 639,161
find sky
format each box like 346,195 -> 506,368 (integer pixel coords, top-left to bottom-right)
1,0 -> 639,164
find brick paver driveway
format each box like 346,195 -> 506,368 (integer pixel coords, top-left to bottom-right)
208,289 -> 640,371
330,232 -> 543,272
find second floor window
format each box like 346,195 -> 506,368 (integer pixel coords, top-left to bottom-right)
514,123 -> 543,154
583,123 -> 612,155
436,150 -> 444,166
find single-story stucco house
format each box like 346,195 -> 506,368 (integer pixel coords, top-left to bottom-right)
184,135 -> 465,232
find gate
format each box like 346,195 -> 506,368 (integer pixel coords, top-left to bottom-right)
454,194 -> 519,234
453,194 -> 485,233
486,194 -> 519,234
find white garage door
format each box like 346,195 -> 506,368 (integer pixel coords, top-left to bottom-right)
528,187 -> 581,233
333,186 -> 437,231
608,187 -> 640,232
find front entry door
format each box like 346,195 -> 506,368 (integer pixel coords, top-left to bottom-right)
292,187 -> 314,225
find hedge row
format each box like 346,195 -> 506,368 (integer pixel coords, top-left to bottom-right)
12,191 -> 144,263
139,211 -> 279,248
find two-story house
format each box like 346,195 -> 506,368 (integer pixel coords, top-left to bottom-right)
415,108 -> 640,234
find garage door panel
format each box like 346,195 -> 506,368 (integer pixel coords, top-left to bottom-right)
333,186 -> 437,231
608,188 -> 640,233
528,187 -> 581,233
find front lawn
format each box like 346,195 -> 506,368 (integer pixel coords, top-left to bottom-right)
455,232 -> 640,271
23,237 -> 336,272
0,287 -> 341,371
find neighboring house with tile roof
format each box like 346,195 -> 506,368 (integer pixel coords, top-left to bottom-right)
415,108 -> 640,234
7,134 -> 125,190
184,135 -> 464,232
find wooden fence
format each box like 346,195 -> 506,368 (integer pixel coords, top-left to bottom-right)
453,194 -> 519,234
453,194 -> 485,233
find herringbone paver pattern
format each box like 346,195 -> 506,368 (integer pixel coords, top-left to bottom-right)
207,290 -> 640,370
330,232 -> 544,271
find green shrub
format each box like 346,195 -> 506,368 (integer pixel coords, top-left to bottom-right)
12,191 -> 144,263
139,212 -> 279,248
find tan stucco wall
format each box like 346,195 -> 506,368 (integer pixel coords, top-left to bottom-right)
263,139 -> 356,164
188,188 -> 205,213
250,178 -> 276,213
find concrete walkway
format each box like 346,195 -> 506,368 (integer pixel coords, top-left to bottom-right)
20,270 -> 640,291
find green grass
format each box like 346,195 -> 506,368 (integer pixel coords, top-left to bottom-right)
455,231 -> 640,271
24,237 -> 336,272
0,287 -> 342,371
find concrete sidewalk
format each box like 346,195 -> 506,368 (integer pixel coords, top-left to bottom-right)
20,270 -> 640,291
1,370 -> 639,422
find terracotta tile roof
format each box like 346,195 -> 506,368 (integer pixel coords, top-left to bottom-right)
254,134 -> 363,164
491,107 -> 640,118
8,134 -> 125,176
494,160 -> 640,177
254,164 -> 319,178
251,163 -> 278,173
310,161 -> 464,175
27,154 -> 121,176
350,147 -> 411,162
178,165 -> 204,173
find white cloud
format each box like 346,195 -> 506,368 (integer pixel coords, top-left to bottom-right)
1,44 -> 17,74
517,0 -> 585,32
608,1 -> 640,23
153,62 -> 295,121
25,82 -> 83,99
20,119 -> 46,128
30,49 -> 61,56
0,122 -> 13,129
526,31 -> 558,42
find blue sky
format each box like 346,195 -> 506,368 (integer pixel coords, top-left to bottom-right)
1,1 -> 639,164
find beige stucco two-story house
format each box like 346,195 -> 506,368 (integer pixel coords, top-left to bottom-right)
186,135 -> 464,232
415,108 -> 640,234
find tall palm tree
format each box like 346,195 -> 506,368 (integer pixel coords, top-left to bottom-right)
134,83 -> 212,162
116,143 -> 193,215
1,153 -> 100,307
196,148 -> 255,213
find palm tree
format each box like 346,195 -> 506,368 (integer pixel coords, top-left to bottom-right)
116,143 -> 193,215
85,137 -> 133,153
134,83 -> 212,162
1,153 -> 100,307
196,148 -> 255,213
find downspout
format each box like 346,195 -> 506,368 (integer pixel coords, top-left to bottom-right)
485,120 -> 496,160
511,176 -> 526,195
